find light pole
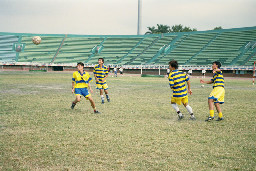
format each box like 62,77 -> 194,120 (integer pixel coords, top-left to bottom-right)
137,0 -> 141,35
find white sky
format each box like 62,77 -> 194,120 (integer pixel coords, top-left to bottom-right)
0,0 -> 255,35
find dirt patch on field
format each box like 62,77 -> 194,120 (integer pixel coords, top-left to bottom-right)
0,89 -> 38,95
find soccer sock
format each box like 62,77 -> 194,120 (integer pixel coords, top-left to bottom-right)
218,112 -> 223,118
209,110 -> 214,117
185,105 -> 193,115
171,104 -> 180,113
106,94 -> 109,99
101,95 -> 104,100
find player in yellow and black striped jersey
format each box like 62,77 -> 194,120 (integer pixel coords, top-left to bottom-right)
93,58 -> 110,104
200,61 -> 225,121
71,62 -> 100,114
168,60 -> 196,120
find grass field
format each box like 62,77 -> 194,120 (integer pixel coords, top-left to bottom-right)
1,71 -> 256,170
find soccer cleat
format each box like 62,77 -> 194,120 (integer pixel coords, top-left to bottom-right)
190,115 -> 196,120
178,114 -> 184,120
94,110 -> 101,114
205,116 -> 215,121
71,102 -> 76,109
216,117 -> 224,121
107,98 -> 110,102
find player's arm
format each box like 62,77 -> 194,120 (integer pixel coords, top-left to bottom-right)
169,76 -> 174,89
93,67 -> 99,82
88,82 -> 93,93
186,80 -> 192,95
200,79 -> 213,84
72,74 -> 76,93
213,68 -> 221,73
103,73 -> 108,82
94,74 -> 99,82
103,68 -> 109,82
72,82 -> 75,93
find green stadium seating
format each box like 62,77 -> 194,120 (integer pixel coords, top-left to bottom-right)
0,35 -> 19,62
1,26 -> 256,66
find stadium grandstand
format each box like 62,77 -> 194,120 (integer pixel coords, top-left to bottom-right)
0,26 -> 256,75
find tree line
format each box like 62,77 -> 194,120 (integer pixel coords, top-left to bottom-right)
145,24 -> 222,34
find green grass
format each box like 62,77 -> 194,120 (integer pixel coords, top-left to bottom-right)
1,71 -> 256,170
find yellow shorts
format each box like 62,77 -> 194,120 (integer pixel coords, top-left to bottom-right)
209,87 -> 225,104
96,83 -> 108,90
171,96 -> 188,105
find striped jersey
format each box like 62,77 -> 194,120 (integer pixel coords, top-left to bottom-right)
93,64 -> 108,85
72,71 -> 92,88
211,70 -> 224,88
168,70 -> 189,98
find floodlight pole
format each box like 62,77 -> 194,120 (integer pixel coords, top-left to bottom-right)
137,0 -> 141,35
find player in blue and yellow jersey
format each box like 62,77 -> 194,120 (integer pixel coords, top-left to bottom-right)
200,61 -> 225,121
93,58 -> 110,104
168,60 -> 196,120
71,62 -> 100,114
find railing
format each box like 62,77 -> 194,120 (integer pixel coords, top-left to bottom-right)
0,62 -> 254,71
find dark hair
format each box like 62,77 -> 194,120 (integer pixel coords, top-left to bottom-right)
169,60 -> 178,69
212,61 -> 221,68
77,62 -> 84,67
98,58 -> 104,63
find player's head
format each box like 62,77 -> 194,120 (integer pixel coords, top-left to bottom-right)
98,58 -> 104,65
77,62 -> 84,70
212,61 -> 221,69
169,60 -> 178,70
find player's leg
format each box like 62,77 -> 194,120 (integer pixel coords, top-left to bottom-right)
205,98 -> 215,121
215,88 -> 225,121
183,102 -> 195,120
103,84 -> 110,102
171,98 -> 183,120
215,103 -> 224,121
104,89 -> 110,102
207,87 -> 225,121
100,88 -> 104,104
87,96 -> 100,114
71,95 -> 81,109
96,83 -> 105,104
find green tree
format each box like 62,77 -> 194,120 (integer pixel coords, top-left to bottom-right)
145,26 -> 157,34
213,26 -> 223,30
145,24 -> 197,34
170,24 -> 197,32
145,24 -> 170,34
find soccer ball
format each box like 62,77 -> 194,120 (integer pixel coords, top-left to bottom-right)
32,36 -> 41,45
201,84 -> 205,88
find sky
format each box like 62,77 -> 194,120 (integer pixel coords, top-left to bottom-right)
0,0 -> 255,35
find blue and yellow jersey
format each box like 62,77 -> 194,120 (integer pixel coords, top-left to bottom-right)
211,70 -> 224,88
168,70 -> 189,98
93,64 -> 108,85
72,71 -> 92,88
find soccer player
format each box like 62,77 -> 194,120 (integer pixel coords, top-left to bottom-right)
114,66 -> 117,77
202,69 -> 206,78
93,58 -> 110,104
168,60 -> 196,120
119,67 -> 124,76
71,62 -> 100,114
200,61 -> 225,121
